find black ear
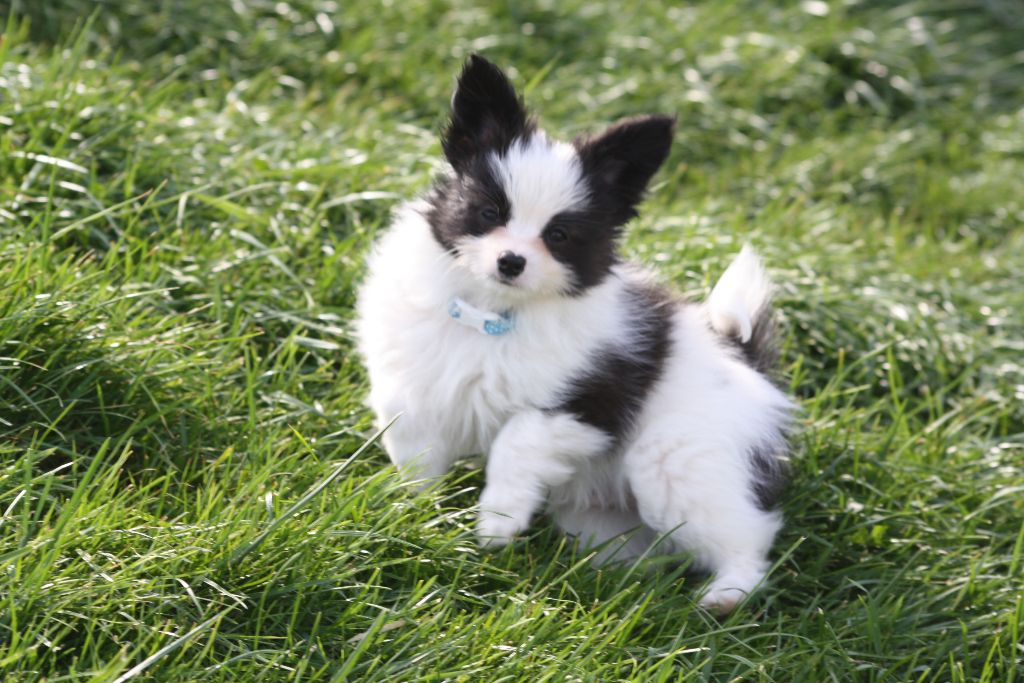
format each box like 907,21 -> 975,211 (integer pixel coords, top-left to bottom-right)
442,54 -> 531,173
575,115 -> 675,215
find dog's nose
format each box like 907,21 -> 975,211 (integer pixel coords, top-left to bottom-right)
497,251 -> 526,278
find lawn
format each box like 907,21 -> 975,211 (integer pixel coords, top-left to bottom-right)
1,1 -> 1022,680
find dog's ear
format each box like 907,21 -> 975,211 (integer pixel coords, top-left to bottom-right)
442,54 -> 530,173
575,115 -> 675,215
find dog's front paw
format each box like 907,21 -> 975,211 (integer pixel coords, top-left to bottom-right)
699,572 -> 761,615
476,510 -> 522,548
476,493 -> 530,548
698,586 -> 745,614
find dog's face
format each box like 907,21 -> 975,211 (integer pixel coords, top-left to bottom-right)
427,55 -> 674,303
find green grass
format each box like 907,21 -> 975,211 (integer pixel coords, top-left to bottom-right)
1,0 -> 1022,680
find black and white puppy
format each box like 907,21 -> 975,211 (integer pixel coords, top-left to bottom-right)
356,55 -> 793,612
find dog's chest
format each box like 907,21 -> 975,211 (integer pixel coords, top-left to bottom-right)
413,310 -> 580,411
383,301 -> 610,453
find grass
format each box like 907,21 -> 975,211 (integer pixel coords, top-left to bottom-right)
1,0 -> 1022,680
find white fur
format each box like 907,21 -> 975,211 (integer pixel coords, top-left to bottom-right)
456,135 -> 589,298
356,143 -> 794,613
492,135 -> 588,234
708,244 -> 771,342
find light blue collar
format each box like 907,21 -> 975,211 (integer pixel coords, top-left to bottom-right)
447,297 -> 515,336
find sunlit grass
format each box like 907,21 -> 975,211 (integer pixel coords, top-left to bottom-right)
1,1 -> 1022,680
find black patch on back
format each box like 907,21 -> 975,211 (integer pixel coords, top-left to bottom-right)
549,282 -> 675,443
748,442 -> 788,511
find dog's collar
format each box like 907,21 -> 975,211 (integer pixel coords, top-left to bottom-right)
447,297 -> 515,336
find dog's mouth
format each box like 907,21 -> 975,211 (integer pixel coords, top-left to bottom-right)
494,274 -> 521,287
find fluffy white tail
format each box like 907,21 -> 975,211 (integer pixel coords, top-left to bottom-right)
708,245 -> 777,371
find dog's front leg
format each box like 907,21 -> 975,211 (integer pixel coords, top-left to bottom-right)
477,410 -> 610,547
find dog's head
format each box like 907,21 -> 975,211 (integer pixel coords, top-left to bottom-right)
427,55 -> 674,303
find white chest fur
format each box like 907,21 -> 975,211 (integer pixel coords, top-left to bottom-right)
356,204 -> 626,458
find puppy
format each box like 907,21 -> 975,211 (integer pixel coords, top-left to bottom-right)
356,55 -> 794,612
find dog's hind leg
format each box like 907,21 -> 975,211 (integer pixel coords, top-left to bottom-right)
625,435 -> 782,613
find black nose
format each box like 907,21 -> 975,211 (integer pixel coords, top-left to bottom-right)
497,251 -> 526,278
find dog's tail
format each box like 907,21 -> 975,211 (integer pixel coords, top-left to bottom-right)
707,245 -> 778,373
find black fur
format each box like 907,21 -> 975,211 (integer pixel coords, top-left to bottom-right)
536,115 -> 675,292
575,115 -> 676,227
539,209 -> 622,292
442,54 -> 536,173
549,282 -> 675,443
749,442 -> 788,511
720,303 -> 779,375
426,158 -> 511,252
739,304 -> 779,374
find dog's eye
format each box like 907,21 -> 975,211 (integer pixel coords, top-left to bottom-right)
545,226 -> 568,244
480,206 -> 501,223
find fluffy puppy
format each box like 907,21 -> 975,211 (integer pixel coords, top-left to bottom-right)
356,55 -> 794,612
